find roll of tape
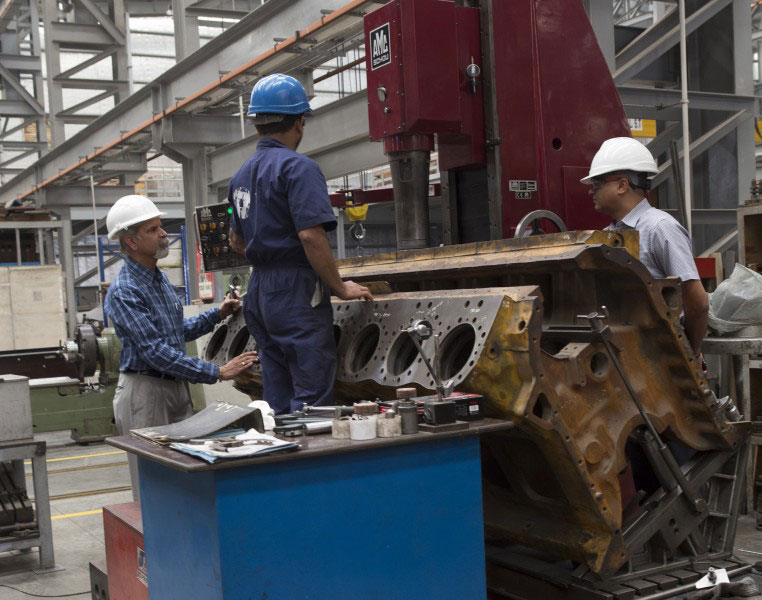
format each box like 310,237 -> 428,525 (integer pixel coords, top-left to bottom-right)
377,414 -> 402,438
349,416 -> 377,440
332,418 -> 351,439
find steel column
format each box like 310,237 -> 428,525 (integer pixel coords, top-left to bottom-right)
59,209 -> 78,337
584,0 -> 616,69
177,147 -> 210,301
733,0 -> 755,207
172,0 -> 200,61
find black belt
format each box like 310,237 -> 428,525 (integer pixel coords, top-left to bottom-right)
123,368 -> 176,381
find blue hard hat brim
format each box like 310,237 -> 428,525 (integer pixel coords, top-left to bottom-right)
248,108 -> 312,121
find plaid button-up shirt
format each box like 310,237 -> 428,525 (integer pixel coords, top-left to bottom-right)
104,257 -> 221,384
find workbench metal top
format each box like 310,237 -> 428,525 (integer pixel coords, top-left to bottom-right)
107,418 -> 513,473
702,335 -> 762,355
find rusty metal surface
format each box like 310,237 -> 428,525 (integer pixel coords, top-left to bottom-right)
203,231 -> 750,577
336,230 -> 639,282
335,232 -> 749,576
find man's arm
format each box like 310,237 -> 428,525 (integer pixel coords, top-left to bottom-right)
110,291 -> 221,383
682,279 -> 709,356
230,227 -> 246,255
183,308 -> 221,341
112,292 -> 255,381
298,226 -> 373,301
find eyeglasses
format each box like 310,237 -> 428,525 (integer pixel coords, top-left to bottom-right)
590,176 -> 626,190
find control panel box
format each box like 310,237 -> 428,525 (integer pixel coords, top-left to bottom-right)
195,203 -> 249,272
364,0 -> 465,140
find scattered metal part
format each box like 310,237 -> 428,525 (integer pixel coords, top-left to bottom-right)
303,421 -> 332,435
398,401 -> 418,435
301,404 -> 353,417
353,401 -> 377,415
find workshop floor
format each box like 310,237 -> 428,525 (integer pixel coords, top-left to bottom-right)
0,433 -> 761,599
0,431 -> 132,599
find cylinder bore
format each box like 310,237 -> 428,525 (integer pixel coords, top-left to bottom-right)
388,332 -> 419,376
227,328 -> 251,362
205,324 -> 228,361
438,324 -> 476,380
346,324 -> 381,373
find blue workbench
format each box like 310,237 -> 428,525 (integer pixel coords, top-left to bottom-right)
109,419 -> 511,599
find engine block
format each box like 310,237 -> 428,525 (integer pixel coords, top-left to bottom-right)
204,231 -> 750,577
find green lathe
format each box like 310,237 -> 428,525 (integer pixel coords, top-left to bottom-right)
0,322 -> 205,443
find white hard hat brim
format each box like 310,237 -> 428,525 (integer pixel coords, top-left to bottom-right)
579,165 -> 658,185
107,209 -> 167,241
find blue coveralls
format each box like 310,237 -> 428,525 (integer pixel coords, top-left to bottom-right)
228,137 -> 338,414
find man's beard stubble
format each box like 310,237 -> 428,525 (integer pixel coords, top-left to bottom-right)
154,240 -> 170,260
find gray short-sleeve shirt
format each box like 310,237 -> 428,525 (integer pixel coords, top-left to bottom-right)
605,199 -> 699,282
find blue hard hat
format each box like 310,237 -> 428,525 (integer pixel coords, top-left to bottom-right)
247,74 -> 311,119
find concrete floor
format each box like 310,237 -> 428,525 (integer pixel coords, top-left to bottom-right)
0,432 -> 761,599
0,431 -> 132,599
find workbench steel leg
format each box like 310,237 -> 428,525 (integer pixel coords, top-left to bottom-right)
31,452 -> 55,569
139,436 -> 487,599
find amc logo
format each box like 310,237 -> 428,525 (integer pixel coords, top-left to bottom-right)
370,23 -> 391,70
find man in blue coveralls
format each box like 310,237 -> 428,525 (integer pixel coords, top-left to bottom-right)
228,73 -> 373,414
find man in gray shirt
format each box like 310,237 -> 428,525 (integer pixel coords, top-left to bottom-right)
581,137 -> 709,360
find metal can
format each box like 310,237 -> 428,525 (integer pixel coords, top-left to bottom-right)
398,400 -> 418,435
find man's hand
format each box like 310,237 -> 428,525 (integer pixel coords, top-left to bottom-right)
219,291 -> 242,318
337,280 -> 373,301
298,226 -> 374,302
696,351 -> 707,373
219,351 -> 259,381
229,227 -> 246,255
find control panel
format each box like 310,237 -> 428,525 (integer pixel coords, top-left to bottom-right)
195,202 -> 250,272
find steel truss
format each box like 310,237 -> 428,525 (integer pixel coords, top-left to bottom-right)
0,0 -> 46,184
0,0 -> 755,297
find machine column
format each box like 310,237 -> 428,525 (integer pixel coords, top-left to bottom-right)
384,134 -> 434,250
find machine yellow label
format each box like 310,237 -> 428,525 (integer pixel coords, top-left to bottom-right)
629,118 -> 656,138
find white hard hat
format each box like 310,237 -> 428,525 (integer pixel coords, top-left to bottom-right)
580,137 -> 658,184
107,195 -> 166,241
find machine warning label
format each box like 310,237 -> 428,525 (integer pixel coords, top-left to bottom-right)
509,180 -> 537,192
370,23 -> 391,70
510,180 -> 537,199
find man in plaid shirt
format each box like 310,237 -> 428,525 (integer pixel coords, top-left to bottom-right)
104,194 -> 257,498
